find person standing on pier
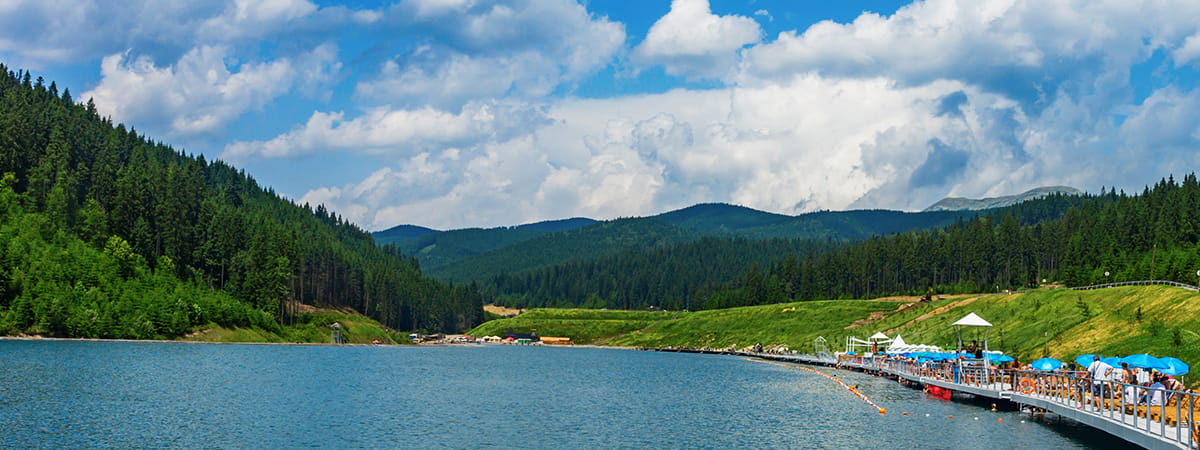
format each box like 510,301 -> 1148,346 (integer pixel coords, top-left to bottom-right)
1119,362 -> 1137,401
1087,355 -> 1114,408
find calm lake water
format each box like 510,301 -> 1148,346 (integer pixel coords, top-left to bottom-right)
0,340 -> 1119,449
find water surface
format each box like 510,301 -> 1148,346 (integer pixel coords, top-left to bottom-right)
0,341 -> 1117,448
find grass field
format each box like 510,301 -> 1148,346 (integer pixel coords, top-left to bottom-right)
181,309 -> 410,344
468,286 -> 1200,370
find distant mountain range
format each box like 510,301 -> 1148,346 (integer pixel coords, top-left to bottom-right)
371,186 -> 1083,283
376,205 -> 976,282
923,186 -> 1081,212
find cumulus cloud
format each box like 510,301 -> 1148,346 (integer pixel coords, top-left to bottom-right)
1175,33 -> 1200,66
1116,87 -> 1200,174
222,101 -> 550,160
83,44 -> 340,138
356,52 -> 561,110
0,0 -> 376,67
19,0 -> 1200,230
359,0 -> 625,108
0,1 -> 219,67
305,75 -> 986,229
632,0 -> 762,79
739,0 -> 1200,108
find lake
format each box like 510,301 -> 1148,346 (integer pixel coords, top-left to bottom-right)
0,340 -> 1120,449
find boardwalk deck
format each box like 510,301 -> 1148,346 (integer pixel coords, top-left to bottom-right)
730,351 -> 1197,449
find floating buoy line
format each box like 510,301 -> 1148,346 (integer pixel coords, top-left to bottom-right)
751,359 -> 887,414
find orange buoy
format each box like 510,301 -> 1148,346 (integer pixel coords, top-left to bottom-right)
902,412 -> 908,415
998,418 -> 1003,422
948,415 -> 954,418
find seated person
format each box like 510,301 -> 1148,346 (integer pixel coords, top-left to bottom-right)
1141,373 -> 1166,406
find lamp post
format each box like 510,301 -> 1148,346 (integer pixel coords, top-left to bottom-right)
1105,271 -> 1110,285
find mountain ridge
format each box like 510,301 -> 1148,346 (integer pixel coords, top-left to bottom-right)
923,186 -> 1082,212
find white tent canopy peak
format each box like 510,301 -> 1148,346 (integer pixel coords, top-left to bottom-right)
952,312 -> 992,327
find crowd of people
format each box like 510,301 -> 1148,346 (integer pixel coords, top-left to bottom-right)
1083,355 -> 1189,407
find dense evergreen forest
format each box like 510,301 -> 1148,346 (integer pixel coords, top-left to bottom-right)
488,182 -> 1200,312
717,178 -> 1200,307
0,65 -> 482,338
488,237 -> 842,310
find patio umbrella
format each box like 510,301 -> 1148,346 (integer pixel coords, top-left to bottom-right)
1157,357 -> 1190,376
1102,356 -> 1123,367
1122,354 -> 1169,370
1030,357 -> 1063,371
1075,354 -> 1099,368
989,354 -> 1015,364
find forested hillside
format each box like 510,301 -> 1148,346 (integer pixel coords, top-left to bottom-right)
712,178 -> 1200,309
488,237 -> 842,310
432,217 -> 697,282
396,203 -> 983,284
0,65 -> 482,338
482,192 -> 1090,310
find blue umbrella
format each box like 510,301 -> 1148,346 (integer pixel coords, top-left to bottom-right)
988,354 -> 1015,364
1122,354 -> 1169,370
1076,354 -> 1100,368
1102,356 -> 1123,367
846,351 -> 857,356
1159,357 -> 1190,376
1030,357 -> 1064,371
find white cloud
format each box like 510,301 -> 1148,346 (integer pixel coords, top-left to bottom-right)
0,1 -> 219,67
1116,87 -> 1200,174
83,44 -> 340,138
0,0 -> 376,67
20,0 -> 1200,231
738,0 -> 1200,105
356,52 -> 560,110
307,75 -> 988,229
222,101 -> 549,160
1175,33 -> 1200,66
197,0 -> 381,42
196,0 -> 318,40
632,0 -> 762,79
361,0 -> 625,108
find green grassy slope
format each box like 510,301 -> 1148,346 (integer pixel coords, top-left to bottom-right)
182,309 -> 410,344
469,286 -> 1200,370
467,309 -> 677,344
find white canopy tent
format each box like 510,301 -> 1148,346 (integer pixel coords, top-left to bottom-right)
844,332 -> 894,354
953,312 -> 993,358
952,312 -> 993,327
885,335 -> 944,354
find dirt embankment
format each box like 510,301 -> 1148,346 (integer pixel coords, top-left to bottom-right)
484,304 -> 523,316
844,294 -> 983,330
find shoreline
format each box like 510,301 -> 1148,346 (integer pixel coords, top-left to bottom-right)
0,336 -> 392,347
0,336 -> 642,351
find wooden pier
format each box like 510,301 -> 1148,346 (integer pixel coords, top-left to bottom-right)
651,348 -> 1197,449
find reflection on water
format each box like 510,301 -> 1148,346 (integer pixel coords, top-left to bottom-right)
0,340 -> 1113,448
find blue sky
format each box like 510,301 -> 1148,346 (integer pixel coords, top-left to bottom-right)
3,0 -> 1200,230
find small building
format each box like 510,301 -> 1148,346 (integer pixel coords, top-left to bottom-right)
540,336 -> 572,345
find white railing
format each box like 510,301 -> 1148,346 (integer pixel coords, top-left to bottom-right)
1069,280 -> 1200,293
837,355 -> 1198,448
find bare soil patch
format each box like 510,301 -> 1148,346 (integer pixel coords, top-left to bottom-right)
484,304 -> 523,316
